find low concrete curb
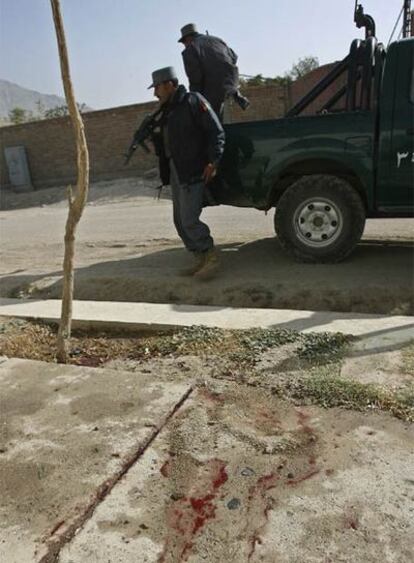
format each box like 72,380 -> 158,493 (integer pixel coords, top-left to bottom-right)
0,297 -> 413,344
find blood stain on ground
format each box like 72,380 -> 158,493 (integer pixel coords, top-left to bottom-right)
198,388 -> 225,405
246,472 -> 279,561
296,409 -> 315,436
286,468 -> 320,486
160,459 -> 172,478
158,459 -> 228,562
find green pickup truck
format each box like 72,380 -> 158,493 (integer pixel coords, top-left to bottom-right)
215,35 -> 414,262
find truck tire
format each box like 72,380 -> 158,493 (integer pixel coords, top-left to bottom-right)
274,175 -> 366,263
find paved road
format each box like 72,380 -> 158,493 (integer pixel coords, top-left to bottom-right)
1,196 -> 414,247
1,194 -> 413,315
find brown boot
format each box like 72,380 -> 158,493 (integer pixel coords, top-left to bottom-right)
178,252 -> 205,277
193,248 -> 220,280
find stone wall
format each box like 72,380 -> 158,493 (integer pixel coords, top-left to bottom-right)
0,63 -> 342,190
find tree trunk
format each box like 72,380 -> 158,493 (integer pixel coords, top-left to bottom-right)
50,0 -> 89,363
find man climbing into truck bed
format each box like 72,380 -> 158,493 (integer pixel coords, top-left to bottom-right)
178,23 -> 249,120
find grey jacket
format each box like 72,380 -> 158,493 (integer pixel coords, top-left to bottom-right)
182,33 -> 239,114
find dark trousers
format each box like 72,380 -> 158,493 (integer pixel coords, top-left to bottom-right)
170,162 -> 214,253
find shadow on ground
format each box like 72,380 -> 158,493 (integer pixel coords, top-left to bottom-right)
0,175 -> 165,211
1,236 -> 412,316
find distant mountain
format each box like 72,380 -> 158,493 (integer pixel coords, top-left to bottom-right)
0,79 -> 92,118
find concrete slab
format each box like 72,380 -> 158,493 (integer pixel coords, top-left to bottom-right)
0,298 -> 413,347
0,358 -> 192,563
58,383 -> 414,563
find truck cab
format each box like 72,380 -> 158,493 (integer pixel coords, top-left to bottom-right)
377,39 -> 414,212
215,36 -> 414,262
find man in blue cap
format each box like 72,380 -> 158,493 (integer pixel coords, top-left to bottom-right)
178,23 -> 249,120
148,66 -> 225,279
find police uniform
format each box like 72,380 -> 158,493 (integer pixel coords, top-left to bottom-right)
179,23 -> 249,119
149,67 -> 225,276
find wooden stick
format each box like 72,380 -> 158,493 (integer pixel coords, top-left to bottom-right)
50,0 -> 89,362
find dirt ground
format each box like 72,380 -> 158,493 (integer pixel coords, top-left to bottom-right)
0,318 -> 413,562
60,389 -> 414,563
1,177 -> 413,561
1,177 -> 413,315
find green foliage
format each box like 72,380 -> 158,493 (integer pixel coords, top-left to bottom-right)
43,103 -> 86,119
241,55 -> 319,88
241,74 -> 292,87
143,325 -> 225,356
288,56 -> 320,80
8,107 -> 32,124
296,332 -> 353,364
2,317 -> 412,421
296,372 -> 414,421
7,101 -> 87,125
239,328 -> 299,353
401,341 -> 414,376
397,384 -> 414,408
35,99 -> 45,117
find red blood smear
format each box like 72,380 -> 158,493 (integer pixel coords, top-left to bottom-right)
248,534 -> 263,560
297,410 -> 310,423
286,469 -> 320,486
159,460 -> 228,562
247,473 -> 278,503
246,473 -> 279,560
160,459 -> 171,478
257,409 -> 280,426
213,463 -> 228,489
296,409 -> 314,434
190,494 -> 214,511
257,473 -> 278,487
345,516 -> 359,530
181,541 -> 194,561
76,356 -> 102,367
199,388 -> 225,404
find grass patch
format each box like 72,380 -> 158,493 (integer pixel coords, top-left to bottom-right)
1,318 -> 412,421
296,332 -> 353,364
401,341 -> 414,377
0,320 -> 57,362
0,320 -> 353,369
397,384 -> 414,409
290,371 -> 414,422
238,328 -> 300,352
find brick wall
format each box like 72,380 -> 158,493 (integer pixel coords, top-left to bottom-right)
289,63 -> 346,114
0,63 -> 341,190
0,101 -> 159,189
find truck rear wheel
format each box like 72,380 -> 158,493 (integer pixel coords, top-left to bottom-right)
274,175 -> 366,263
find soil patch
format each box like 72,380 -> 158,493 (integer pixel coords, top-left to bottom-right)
1,317 -> 412,422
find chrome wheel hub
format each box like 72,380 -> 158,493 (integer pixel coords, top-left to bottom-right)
294,198 -> 342,247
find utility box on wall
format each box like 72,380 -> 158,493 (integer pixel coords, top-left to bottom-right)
4,146 -> 33,192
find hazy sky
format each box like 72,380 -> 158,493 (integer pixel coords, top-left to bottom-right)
0,0 -> 404,109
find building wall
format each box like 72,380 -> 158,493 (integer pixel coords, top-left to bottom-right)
0,101 -> 158,189
0,63 -> 341,190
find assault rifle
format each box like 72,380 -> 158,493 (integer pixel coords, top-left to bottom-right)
124,107 -> 163,165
